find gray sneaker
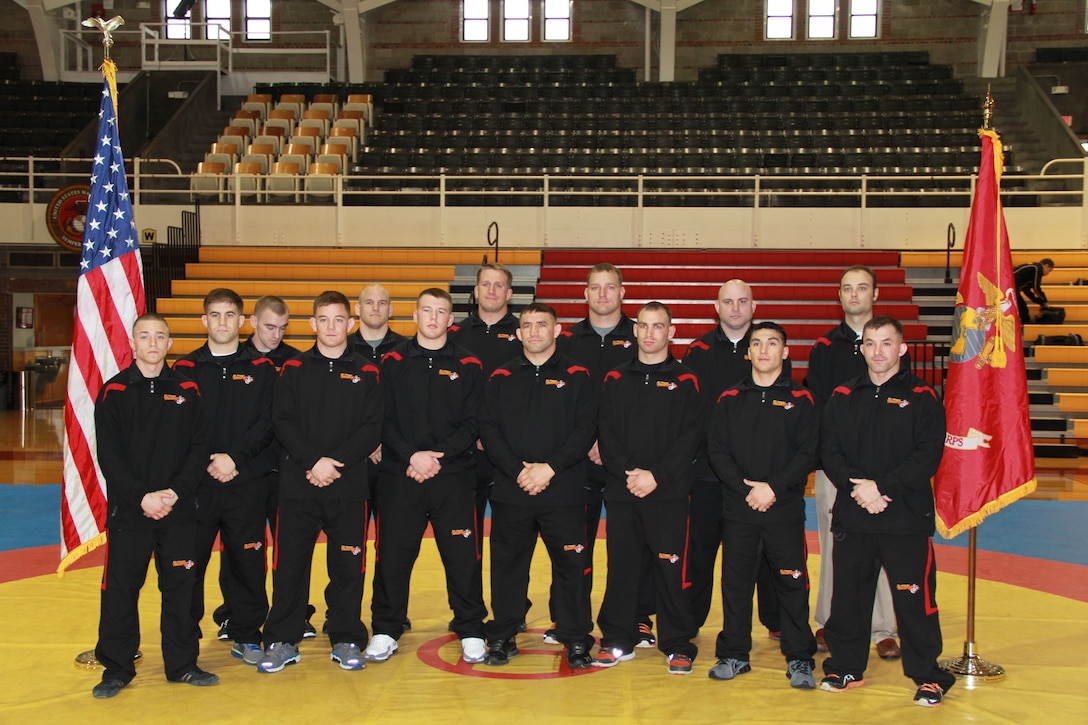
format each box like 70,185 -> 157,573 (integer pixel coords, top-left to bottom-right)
257,642 -> 300,673
708,657 -> 751,681
330,642 -> 365,671
231,641 -> 264,666
787,658 -> 817,689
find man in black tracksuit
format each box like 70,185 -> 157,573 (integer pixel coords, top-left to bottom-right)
91,314 -> 215,698
556,263 -> 656,647
683,279 -> 780,636
819,316 -> 954,707
1013,258 -> 1054,328
349,284 -> 407,630
594,302 -> 703,675
707,322 -> 818,688
173,289 -> 276,665
212,295 -> 305,639
258,291 -> 383,674
366,288 -> 489,665
807,266 -> 900,659
480,303 -> 598,669
450,264 -> 521,530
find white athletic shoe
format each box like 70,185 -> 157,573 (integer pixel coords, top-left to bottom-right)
364,634 -> 399,662
461,637 -> 487,663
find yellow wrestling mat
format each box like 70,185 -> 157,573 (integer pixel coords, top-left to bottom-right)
1,542 -> 1085,724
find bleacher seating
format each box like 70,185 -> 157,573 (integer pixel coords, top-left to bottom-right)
190,52 -> 1023,203
0,79 -> 99,156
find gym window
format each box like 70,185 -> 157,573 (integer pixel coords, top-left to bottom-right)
463,0 -> 490,42
766,0 -> 795,41
543,0 -> 571,41
808,0 -> 836,40
849,0 -> 879,39
245,0 -> 271,41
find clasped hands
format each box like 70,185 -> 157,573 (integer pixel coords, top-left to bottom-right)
850,477 -> 891,514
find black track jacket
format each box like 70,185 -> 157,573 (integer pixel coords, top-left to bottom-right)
708,369 -> 818,525
450,311 -> 521,375
173,343 -> 276,487
821,367 -> 945,537
380,337 -> 484,475
684,324 -> 753,479
350,328 -> 406,364
598,356 -> 704,503
480,351 -> 597,507
557,312 -> 637,383
273,345 -> 383,501
94,362 -> 209,529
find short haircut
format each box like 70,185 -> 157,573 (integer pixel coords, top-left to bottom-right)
638,300 -> 672,324
418,287 -> 453,307
357,284 -> 390,302
864,315 -> 903,339
253,295 -> 288,317
313,290 -> 350,315
476,262 -> 513,287
132,312 -> 169,334
840,265 -> 878,289
1041,258 -> 1055,268
750,320 -> 787,344
519,301 -> 557,324
587,262 -> 623,286
203,287 -> 243,314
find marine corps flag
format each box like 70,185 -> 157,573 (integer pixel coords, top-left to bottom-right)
934,129 -> 1036,539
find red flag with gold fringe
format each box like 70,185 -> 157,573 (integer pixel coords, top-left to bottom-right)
934,129 -> 1036,539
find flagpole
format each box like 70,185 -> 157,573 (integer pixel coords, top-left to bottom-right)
937,86 -> 1007,687
72,13 -> 144,672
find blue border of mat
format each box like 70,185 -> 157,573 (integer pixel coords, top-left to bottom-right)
1,485 -> 1085,567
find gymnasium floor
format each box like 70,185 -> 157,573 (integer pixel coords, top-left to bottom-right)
1,408 -> 1086,724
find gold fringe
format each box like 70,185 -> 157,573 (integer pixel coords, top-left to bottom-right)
56,531 -> 107,577
936,476 -> 1038,539
98,58 -> 119,117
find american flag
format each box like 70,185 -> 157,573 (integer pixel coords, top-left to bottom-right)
58,71 -> 146,572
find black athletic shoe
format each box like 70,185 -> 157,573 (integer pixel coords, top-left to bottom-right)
216,619 -> 230,641
820,673 -> 864,693
92,679 -> 126,699
566,642 -> 593,669
485,637 -> 520,666
168,667 -> 219,687
913,683 -> 945,707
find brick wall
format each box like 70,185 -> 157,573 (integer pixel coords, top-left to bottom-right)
3,0 -> 1086,82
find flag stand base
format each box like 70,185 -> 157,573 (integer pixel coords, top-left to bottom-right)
939,641 -> 1005,689
75,649 -> 142,670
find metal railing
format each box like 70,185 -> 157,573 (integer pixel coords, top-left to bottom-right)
2,156 -> 1086,207
907,341 -> 950,397
139,23 -> 335,78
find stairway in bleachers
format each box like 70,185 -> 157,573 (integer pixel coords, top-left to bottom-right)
156,247 -> 541,358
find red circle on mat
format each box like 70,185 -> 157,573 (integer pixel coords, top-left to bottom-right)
416,630 -> 601,679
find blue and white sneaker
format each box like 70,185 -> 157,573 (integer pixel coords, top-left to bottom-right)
331,643 -> 365,671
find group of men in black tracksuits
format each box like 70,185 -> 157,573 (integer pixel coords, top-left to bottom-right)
91,262 -> 955,708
